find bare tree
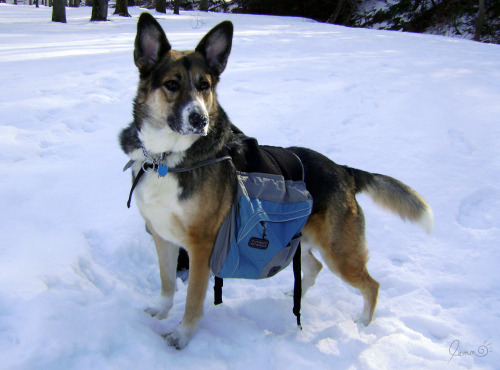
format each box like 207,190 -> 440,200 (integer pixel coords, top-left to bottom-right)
344,0 -> 360,26
326,0 -> 347,24
474,0 -> 485,41
156,0 -> 166,14
91,0 -> 108,21
173,0 -> 179,15
52,0 -> 66,23
114,0 -> 130,17
199,0 -> 208,12
326,0 -> 361,26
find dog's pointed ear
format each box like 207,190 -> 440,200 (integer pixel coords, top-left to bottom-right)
134,13 -> 171,74
195,21 -> 233,76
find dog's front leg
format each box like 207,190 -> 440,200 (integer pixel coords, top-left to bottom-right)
145,223 -> 179,320
165,243 -> 211,350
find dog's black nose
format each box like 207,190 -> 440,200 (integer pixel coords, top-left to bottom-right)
189,112 -> 207,128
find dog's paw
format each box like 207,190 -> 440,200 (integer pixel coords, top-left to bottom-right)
355,314 -> 372,327
145,306 -> 169,320
163,329 -> 191,350
145,296 -> 173,320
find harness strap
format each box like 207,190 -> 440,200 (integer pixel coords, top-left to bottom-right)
127,167 -> 146,208
161,155 -> 232,173
293,242 -> 302,329
125,155 -> 232,208
214,276 -> 223,305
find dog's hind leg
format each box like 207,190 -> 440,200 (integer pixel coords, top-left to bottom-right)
145,222 -> 180,320
305,206 -> 380,326
356,272 -> 380,326
301,245 -> 323,297
321,241 -> 379,326
285,244 -> 322,298
324,242 -> 380,326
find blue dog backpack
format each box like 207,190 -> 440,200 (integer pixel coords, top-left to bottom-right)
210,170 -> 312,279
209,136 -> 313,327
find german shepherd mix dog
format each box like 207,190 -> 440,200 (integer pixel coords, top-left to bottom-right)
120,13 -> 433,349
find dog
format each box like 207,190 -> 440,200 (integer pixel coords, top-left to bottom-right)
119,13 -> 433,349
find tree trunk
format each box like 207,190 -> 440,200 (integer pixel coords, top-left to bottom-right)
344,0 -> 361,26
114,0 -> 130,17
173,0 -> 179,14
52,0 -> 67,23
474,0 -> 485,41
156,0 -> 166,14
91,0 -> 108,21
199,0 -> 208,12
326,0 -> 347,24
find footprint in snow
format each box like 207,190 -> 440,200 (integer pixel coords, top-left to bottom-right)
456,188 -> 500,230
448,129 -> 473,156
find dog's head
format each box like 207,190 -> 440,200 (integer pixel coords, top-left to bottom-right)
132,13 -> 233,154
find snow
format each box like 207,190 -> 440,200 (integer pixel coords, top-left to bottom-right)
1,4 -> 499,369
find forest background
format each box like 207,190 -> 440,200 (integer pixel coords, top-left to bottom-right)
4,0 -> 499,44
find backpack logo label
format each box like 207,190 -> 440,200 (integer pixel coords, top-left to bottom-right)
248,237 -> 269,249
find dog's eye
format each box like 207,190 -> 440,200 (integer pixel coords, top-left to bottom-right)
199,81 -> 210,91
164,80 -> 180,92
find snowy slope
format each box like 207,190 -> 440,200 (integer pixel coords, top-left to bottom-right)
1,5 -> 499,369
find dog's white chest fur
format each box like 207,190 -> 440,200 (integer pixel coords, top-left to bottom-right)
133,166 -> 191,246
128,121 -> 203,246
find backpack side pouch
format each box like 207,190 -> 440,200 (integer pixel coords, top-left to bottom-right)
210,171 -> 312,279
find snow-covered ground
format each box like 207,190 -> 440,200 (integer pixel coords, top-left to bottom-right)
1,5 -> 499,369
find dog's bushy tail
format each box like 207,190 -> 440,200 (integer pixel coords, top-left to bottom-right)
346,167 -> 434,234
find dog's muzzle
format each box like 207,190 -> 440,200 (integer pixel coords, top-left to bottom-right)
176,101 -> 209,135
